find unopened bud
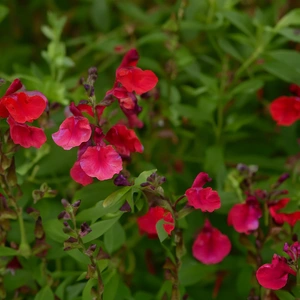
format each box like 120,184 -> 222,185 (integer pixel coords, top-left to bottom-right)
79,222 -> 92,237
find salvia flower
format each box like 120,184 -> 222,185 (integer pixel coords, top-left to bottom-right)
192,219 -> 231,264
137,206 -> 174,238
269,96 -> 300,126
256,254 -> 296,290
228,196 -> 262,234
269,198 -> 300,227
185,172 -> 221,212
0,79 -> 47,148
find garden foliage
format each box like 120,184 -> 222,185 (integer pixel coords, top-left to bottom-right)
1,0 -> 300,299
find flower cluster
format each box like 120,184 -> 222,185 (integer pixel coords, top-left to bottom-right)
52,49 -> 158,185
270,83 -> 300,126
0,79 -> 47,148
137,172 -> 231,265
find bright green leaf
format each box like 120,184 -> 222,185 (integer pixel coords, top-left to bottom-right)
103,186 -> 132,208
156,219 -> 168,243
34,286 -> 54,300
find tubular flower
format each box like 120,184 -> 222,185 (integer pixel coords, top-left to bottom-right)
269,198 -> 300,227
52,116 -> 92,150
79,145 -> 123,181
185,172 -> 221,212
137,207 -> 175,238
105,124 -> 143,156
269,96 -> 300,126
0,79 -> 48,148
256,254 -> 296,290
192,219 -> 231,264
228,196 -> 262,234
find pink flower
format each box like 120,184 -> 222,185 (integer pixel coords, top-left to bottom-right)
256,254 -> 296,290
192,219 -> 231,264
7,117 -> 46,148
70,161 -> 93,186
137,206 -> 174,238
269,198 -> 300,227
270,96 -> 300,126
79,145 -> 122,181
52,116 -> 92,150
185,172 -> 221,212
228,196 -> 262,234
105,124 -> 143,156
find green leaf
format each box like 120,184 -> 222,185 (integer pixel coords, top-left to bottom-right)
34,286 -> 54,300
104,222 -> 126,254
134,169 -> 157,186
137,32 -> 168,46
43,219 -> 68,243
275,290 -> 295,300
66,249 -> 90,265
0,5 -> 8,23
82,214 -> 123,243
103,186 -> 132,208
223,10 -> 253,37
230,79 -> 264,97
275,8 -> 300,30
156,219 -> 168,243
278,27 -> 300,43
218,38 -> 243,62
261,60 -> 300,85
0,246 -> 19,256
90,0 -> 111,32
76,200 -> 124,223
82,279 -> 97,300
179,258 -> 217,286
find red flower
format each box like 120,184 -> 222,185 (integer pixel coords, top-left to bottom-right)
290,84 -> 300,97
137,206 -> 174,238
192,219 -> 231,264
256,254 -> 296,290
185,172 -> 221,212
1,91 -> 47,123
105,124 -> 143,156
70,161 -> 93,186
116,68 -> 158,95
79,145 -> 122,181
7,117 -> 46,148
52,116 -> 92,150
228,196 -> 262,234
269,198 -> 300,227
270,96 -> 300,126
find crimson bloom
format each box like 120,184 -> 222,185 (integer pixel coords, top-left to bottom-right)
192,219 -> 231,264
79,145 -> 122,181
269,96 -> 300,126
228,196 -> 262,234
256,254 -> 296,290
137,207 -> 174,238
52,116 -> 92,150
7,117 -> 46,148
105,124 -> 143,156
185,172 -> 221,212
269,198 -> 300,227
70,161 -> 93,186
0,79 -> 47,148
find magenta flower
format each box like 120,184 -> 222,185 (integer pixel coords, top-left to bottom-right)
192,219 -> 231,264
185,172 -> 221,212
256,254 -> 296,290
52,116 -> 92,150
228,196 -> 262,234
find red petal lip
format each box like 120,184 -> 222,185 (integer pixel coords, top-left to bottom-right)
256,254 -> 296,290
192,219 -> 231,264
269,96 -> 300,126
137,207 -> 175,238
2,92 -> 47,123
79,145 -> 123,181
52,116 -> 92,150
